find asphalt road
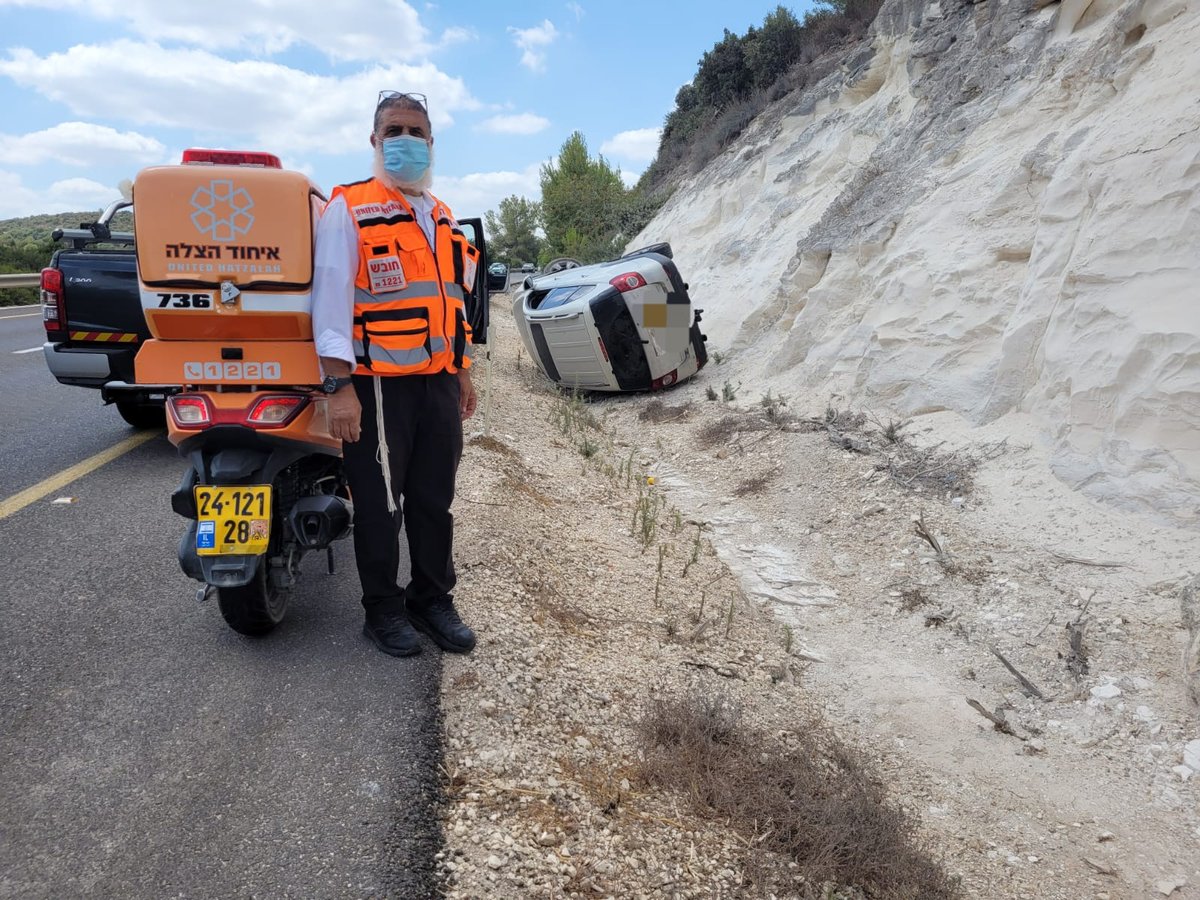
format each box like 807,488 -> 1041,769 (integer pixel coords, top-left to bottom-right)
0,309 -> 444,898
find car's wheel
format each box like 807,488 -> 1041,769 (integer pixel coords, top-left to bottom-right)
115,400 -> 165,429
543,257 -> 582,274
216,560 -> 289,636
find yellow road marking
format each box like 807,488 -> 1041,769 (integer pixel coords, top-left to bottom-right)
0,430 -> 162,520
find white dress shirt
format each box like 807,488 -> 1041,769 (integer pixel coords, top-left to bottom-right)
312,189 -> 442,369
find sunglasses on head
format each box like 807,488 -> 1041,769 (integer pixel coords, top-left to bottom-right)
377,91 -> 428,110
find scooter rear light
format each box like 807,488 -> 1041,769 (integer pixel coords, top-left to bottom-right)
608,272 -> 647,293
168,394 -> 212,428
246,394 -> 307,428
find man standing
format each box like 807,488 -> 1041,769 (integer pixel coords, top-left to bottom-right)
312,90 -> 479,657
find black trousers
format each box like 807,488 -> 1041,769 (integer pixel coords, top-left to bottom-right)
342,372 -> 463,615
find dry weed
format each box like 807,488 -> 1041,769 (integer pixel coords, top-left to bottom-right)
734,466 -> 783,497
638,693 -> 959,899
468,434 -> 519,457
638,398 -> 693,424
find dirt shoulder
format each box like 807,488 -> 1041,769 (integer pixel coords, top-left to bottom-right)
441,298 -> 1200,899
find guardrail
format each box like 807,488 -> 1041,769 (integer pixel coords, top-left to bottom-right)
0,273 -> 40,289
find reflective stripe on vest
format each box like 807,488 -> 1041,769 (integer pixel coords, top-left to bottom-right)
330,178 -> 476,377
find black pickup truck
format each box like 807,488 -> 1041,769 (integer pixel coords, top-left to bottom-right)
40,200 -> 173,427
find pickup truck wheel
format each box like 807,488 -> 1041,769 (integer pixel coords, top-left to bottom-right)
217,562 -> 288,636
115,400 -> 166,429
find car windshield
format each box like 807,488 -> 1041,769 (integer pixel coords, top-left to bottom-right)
529,285 -> 591,310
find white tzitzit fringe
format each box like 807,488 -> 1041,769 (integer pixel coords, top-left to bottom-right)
373,375 -> 398,514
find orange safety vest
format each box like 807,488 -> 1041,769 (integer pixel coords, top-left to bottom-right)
330,178 -> 477,376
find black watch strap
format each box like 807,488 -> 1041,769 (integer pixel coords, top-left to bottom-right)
323,375 -> 354,393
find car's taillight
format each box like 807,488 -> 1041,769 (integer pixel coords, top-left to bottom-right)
246,395 -> 307,428
608,272 -> 647,293
168,395 -> 212,428
650,369 -> 680,390
41,267 -> 66,339
181,148 -> 282,168
597,335 -> 609,363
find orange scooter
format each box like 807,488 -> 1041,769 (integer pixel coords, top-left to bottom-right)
133,149 -> 353,635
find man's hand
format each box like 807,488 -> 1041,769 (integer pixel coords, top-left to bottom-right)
458,369 -> 478,421
328,385 -> 362,442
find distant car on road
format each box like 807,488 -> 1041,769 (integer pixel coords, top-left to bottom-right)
487,261 -> 509,290
518,262 -> 536,273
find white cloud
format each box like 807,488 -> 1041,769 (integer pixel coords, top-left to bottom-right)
0,0 -> 433,61
567,2 -> 584,20
478,113 -> 550,135
0,42 -> 479,155
508,20 -> 559,73
0,122 -> 166,167
600,127 -> 662,164
0,169 -> 122,218
434,163 -> 541,217
439,26 -> 475,47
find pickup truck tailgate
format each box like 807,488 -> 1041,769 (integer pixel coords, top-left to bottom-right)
57,251 -> 147,338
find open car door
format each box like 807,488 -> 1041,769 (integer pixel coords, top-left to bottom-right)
456,217 -> 489,345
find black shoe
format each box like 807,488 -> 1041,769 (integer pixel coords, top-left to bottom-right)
362,610 -> 422,657
408,597 -> 476,653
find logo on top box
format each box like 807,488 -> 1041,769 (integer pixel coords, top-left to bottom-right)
190,180 -> 255,242
183,361 -> 282,381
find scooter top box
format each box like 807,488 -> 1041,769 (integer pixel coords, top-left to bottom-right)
134,151 -> 325,343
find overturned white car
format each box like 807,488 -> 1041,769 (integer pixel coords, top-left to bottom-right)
512,243 -> 708,392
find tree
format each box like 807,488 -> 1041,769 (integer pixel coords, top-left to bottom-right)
745,6 -> 805,88
539,132 -> 630,263
484,195 -> 542,266
694,28 -> 754,109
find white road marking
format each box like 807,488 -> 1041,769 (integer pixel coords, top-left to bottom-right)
12,346 -> 42,354
0,312 -> 43,319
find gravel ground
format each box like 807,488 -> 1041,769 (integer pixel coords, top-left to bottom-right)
439,295 -> 1200,899
438,301 -> 932,899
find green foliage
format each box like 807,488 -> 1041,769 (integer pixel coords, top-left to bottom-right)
0,209 -> 132,306
483,195 -> 542,267
745,6 -> 806,89
540,132 -> 637,264
641,1 -> 884,195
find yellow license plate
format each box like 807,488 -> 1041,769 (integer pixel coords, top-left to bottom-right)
194,485 -> 271,556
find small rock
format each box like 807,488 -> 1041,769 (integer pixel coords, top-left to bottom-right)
1183,740 -> 1200,771
1171,765 -> 1192,782
479,699 -> 498,717
1097,831 -> 1116,842
486,854 -> 504,870
1090,684 -> 1122,700
536,832 -> 560,847
1156,877 -> 1187,897
574,736 -> 592,750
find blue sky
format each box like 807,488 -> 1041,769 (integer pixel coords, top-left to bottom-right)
0,1 -> 815,220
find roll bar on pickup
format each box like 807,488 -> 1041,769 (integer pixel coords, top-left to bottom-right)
52,199 -> 134,249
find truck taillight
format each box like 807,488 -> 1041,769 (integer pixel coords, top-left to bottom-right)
168,395 -> 212,428
246,394 -> 307,428
40,267 -> 66,339
609,272 -> 647,293
181,148 -> 282,168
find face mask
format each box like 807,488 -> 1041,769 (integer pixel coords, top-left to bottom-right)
381,135 -> 431,184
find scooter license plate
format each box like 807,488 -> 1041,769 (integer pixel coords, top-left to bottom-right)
194,485 -> 272,556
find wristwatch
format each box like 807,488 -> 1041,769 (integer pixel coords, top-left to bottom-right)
321,375 -> 354,394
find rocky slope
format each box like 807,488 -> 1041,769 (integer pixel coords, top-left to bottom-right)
634,0 -> 1200,526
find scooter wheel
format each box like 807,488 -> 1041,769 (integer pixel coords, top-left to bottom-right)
216,562 -> 288,636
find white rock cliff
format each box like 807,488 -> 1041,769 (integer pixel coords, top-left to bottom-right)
636,0 -> 1200,525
